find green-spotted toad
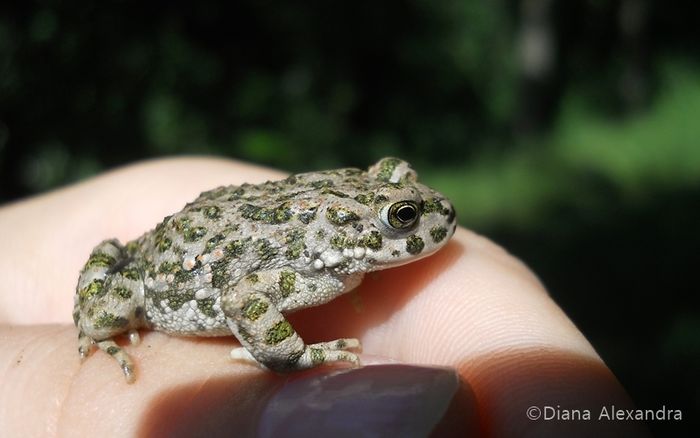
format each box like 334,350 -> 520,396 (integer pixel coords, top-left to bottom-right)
73,158 -> 456,382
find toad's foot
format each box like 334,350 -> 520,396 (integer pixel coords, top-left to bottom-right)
77,331 -> 136,383
128,329 -> 141,346
297,338 -> 362,368
78,331 -> 95,360
230,338 -> 361,370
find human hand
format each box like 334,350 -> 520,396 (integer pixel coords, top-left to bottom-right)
0,157 -> 648,437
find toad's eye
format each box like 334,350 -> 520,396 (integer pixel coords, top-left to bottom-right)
383,201 -> 419,229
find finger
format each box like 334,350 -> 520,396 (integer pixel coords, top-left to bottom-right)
0,157 -> 284,324
0,325 -> 479,437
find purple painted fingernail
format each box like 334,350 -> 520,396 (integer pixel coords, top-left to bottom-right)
258,365 -> 478,437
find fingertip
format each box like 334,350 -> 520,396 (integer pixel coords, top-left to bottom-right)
458,349 -> 651,437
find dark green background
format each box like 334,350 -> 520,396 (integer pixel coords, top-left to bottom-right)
1,1 -> 697,434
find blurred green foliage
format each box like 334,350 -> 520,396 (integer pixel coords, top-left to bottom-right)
1,1 -> 698,434
433,61 -> 700,228
0,0 -> 522,194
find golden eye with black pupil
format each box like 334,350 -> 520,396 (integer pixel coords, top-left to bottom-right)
387,201 -> 419,229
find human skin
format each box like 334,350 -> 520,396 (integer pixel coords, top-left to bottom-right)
0,157 -> 648,437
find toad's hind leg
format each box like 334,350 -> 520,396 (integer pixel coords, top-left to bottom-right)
222,273 -> 361,372
73,239 -> 145,382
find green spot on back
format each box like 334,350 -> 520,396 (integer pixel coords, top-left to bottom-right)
225,238 -> 250,257
157,260 -> 196,284
326,206 -> 360,226
153,289 -> 195,311
285,229 -> 306,259
239,202 -> 293,224
256,239 -> 278,261
79,279 -> 105,302
175,262 -> 198,283
158,261 -> 179,274
360,231 -> 383,250
113,286 -> 133,300
85,253 -> 116,269
183,226 -> 208,242
210,260 -> 229,288
206,233 -> 226,251
330,231 -> 354,249
203,205 -> 221,219
374,194 -> 389,204
173,216 -> 192,233
125,241 -> 139,255
121,267 -> 141,281
197,298 -> 218,318
157,236 -> 172,252
154,225 -> 172,252
298,210 -> 316,224
310,179 -> 334,189
354,193 -> 375,205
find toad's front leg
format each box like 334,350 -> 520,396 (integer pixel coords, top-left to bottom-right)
221,271 -> 361,372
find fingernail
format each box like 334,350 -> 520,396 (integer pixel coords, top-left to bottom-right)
258,365 -> 477,437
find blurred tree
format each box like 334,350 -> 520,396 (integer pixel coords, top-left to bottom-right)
0,1 -> 520,198
617,0 -> 651,111
515,0 -> 558,134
